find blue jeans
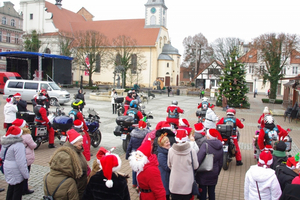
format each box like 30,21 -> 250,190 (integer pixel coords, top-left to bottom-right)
199,185 -> 216,200
132,170 -> 137,185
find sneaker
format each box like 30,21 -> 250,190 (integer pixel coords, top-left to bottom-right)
236,161 -> 243,166
48,144 -> 56,148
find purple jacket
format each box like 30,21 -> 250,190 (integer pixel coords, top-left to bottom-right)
196,139 -> 223,186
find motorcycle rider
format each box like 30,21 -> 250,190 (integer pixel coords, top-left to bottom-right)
34,95 -> 55,148
124,90 -> 134,115
258,107 -> 270,128
203,104 -> 218,129
217,108 -> 244,166
197,97 -> 210,110
166,100 -> 184,127
258,114 -> 288,151
69,99 -> 88,131
126,100 -> 143,124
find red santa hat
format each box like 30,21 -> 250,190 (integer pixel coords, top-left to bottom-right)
258,150 -> 273,167
156,121 -> 171,130
6,97 -> 13,104
13,93 -> 21,98
292,176 -> 300,185
41,89 -> 47,93
194,123 -> 205,133
138,120 -> 147,129
73,119 -> 83,129
207,129 -> 222,141
12,118 -> 27,128
96,147 -> 110,163
5,126 -> 23,137
175,129 -> 188,143
67,129 -> 83,144
179,118 -> 190,127
137,138 -> 152,158
100,154 -> 122,188
286,156 -> 299,170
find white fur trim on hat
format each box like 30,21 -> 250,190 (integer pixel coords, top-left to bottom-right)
6,129 -> 23,138
70,135 -> 83,144
20,120 -> 26,128
74,121 -> 83,128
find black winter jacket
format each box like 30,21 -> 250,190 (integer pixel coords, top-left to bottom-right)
275,165 -> 298,191
279,184 -> 300,200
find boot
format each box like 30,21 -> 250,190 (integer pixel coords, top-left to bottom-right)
236,161 -> 243,166
48,144 -> 56,148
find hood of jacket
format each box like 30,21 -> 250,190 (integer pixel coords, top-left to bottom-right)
206,139 -> 223,151
171,142 -> 191,155
130,128 -> 149,139
157,146 -> 169,155
143,154 -> 159,171
194,132 -> 205,141
249,165 -> 276,182
0,136 -> 23,147
206,108 -> 214,116
49,146 -> 83,179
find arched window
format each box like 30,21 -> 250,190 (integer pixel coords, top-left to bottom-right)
45,48 -> 51,54
116,54 -> 121,66
11,19 -> 15,27
150,15 -> 156,25
163,36 -> 167,44
2,17 -> 6,25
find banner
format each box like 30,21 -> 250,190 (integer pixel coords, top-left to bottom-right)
85,55 -> 90,76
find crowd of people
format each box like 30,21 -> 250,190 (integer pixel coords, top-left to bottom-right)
1,87 -> 300,200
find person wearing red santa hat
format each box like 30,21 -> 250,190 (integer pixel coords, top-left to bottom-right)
258,107 -> 270,129
62,129 -> 87,199
203,104 -> 219,130
39,89 -> 50,110
196,129 -> 223,200
129,138 -> 166,200
178,118 -> 193,135
244,150 -> 281,200
83,148 -> 130,200
217,107 -> 244,166
166,100 -> 184,127
168,129 -> 199,200
194,122 -> 207,149
13,93 -> 27,112
4,95 -> 18,131
281,167 -> 300,200
153,121 -> 176,155
73,119 -> 91,161
12,119 -> 37,195
0,126 -> 29,200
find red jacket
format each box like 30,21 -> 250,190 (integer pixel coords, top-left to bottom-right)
258,113 -> 269,128
35,106 -> 49,123
166,105 -> 184,116
82,130 -> 91,161
217,117 -> 244,129
197,102 -> 211,109
137,154 -> 166,200
258,125 -> 288,150
76,112 -> 88,131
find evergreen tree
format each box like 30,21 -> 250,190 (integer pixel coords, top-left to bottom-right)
24,30 -> 41,52
217,48 -> 250,108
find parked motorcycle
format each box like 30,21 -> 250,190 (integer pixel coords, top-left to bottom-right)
196,110 -> 206,123
114,111 -> 153,152
115,97 -> 125,116
85,109 -> 102,148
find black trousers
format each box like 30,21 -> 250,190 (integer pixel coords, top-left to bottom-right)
6,123 -> 13,131
6,180 -> 24,200
199,185 -> 216,200
23,165 -> 31,193
112,104 -> 117,114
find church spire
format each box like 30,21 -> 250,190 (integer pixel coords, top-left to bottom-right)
145,0 -> 168,28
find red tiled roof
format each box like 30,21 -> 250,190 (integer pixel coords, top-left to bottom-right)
45,1 -> 160,46
239,49 -> 258,63
45,1 -> 87,33
290,50 -> 300,64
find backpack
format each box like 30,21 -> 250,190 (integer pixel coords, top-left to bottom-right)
69,109 -> 78,121
43,174 -> 69,200
0,144 -> 12,174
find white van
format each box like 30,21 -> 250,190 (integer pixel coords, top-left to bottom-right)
3,80 -> 70,105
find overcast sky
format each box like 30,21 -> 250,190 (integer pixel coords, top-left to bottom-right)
5,0 -> 300,56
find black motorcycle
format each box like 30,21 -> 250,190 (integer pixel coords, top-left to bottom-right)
85,109 -> 102,148
115,97 -> 125,116
196,110 -> 207,123
114,111 -> 153,152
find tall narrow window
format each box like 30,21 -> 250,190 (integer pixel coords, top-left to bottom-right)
30,14 -> 33,20
6,33 -> 10,43
0,31 -> 2,42
150,16 -> 156,25
131,54 -> 137,74
15,34 -> 19,44
115,54 -> 121,66
95,54 -> 101,73
2,17 -> 6,25
167,63 -> 169,68
11,19 -> 15,27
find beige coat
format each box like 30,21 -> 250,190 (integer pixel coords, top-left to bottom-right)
168,142 -> 199,195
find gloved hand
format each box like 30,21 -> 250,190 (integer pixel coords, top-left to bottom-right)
48,122 -> 52,128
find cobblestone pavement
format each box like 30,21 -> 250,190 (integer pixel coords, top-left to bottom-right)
0,90 -> 299,200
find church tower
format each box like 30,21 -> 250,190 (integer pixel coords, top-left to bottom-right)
145,0 -> 167,28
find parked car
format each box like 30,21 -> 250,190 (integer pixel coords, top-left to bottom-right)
3,80 -> 70,105
0,72 -> 22,93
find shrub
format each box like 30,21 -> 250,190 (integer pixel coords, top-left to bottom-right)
261,99 -> 283,104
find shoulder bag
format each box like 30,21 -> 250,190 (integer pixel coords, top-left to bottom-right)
190,151 -> 200,196
197,143 -> 214,172
43,174 -> 69,200
0,144 -> 12,174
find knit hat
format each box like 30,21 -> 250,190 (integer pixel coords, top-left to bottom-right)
12,119 -> 27,128
67,129 -> 83,144
194,123 -> 205,133
179,118 -> 190,127
73,119 -> 83,128
263,107 -> 270,114
275,141 -> 287,152
207,129 -> 222,141
13,93 -> 21,98
5,126 -> 23,137
138,120 -> 147,129
258,150 -> 273,167
137,138 -> 152,158
175,129 -> 188,143
100,154 -> 122,188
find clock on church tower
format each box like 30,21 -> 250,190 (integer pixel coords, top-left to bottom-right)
144,0 -> 168,28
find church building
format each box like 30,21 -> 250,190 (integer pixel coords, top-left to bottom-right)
19,0 -> 181,88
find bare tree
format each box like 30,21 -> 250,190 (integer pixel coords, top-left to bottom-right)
182,33 -> 213,75
72,30 -> 111,86
111,35 -> 146,88
212,37 -> 243,66
252,33 -> 300,99
58,31 -> 74,57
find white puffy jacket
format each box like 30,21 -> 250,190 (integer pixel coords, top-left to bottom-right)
203,108 -> 218,129
244,165 -> 282,200
4,103 -> 18,123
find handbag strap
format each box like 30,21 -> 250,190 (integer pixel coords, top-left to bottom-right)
45,173 -> 69,198
3,144 -> 12,161
205,142 -> 209,155
190,151 -> 196,176
256,181 -> 261,200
